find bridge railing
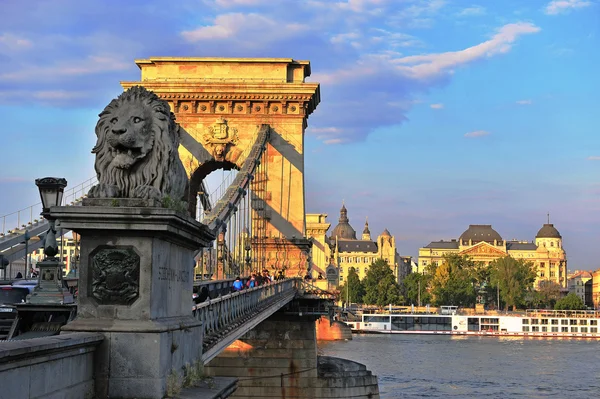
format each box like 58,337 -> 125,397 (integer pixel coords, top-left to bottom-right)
192,278 -> 297,348
0,176 -> 97,237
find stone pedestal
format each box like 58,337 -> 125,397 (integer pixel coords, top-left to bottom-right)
54,200 -> 215,399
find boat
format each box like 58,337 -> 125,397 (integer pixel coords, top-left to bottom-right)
345,307 -> 600,338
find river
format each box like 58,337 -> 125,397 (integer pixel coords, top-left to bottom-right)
319,334 -> 600,398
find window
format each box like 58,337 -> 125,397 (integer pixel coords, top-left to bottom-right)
550,271 -> 555,278
540,271 -> 545,277
562,327 -> 568,332
551,327 -> 559,332
551,319 -> 559,325
364,257 -> 369,263
590,320 -> 597,326
348,257 -> 353,263
542,326 -> 547,332
592,327 -> 598,333
581,327 -> 588,333
570,319 -> 577,325
541,319 -> 548,325
532,326 -> 540,332
531,319 -> 539,325
580,319 -> 588,325
522,326 -> 530,332
551,242 -> 554,247
522,319 -> 529,325
571,327 -> 578,333
561,320 -> 568,325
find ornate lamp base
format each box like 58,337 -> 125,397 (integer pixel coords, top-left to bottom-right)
28,258 -> 74,305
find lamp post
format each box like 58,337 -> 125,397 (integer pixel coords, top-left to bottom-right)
28,177 -> 73,304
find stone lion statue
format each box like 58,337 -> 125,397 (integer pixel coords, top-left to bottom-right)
88,86 -> 188,203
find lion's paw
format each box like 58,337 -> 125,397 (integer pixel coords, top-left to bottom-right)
133,185 -> 161,201
88,184 -> 121,198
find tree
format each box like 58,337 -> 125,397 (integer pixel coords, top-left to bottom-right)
429,254 -> 477,307
339,267 -> 365,304
555,293 -> 585,310
402,272 -> 432,306
363,259 -> 403,307
535,280 -> 562,309
489,257 -> 537,311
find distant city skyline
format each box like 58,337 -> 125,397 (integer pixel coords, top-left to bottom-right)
0,0 -> 598,268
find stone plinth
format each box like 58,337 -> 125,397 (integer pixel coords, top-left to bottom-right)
54,200 -> 216,398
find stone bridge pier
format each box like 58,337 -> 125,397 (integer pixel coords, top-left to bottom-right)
205,312 -> 380,399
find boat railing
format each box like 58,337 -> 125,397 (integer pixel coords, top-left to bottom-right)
525,309 -> 600,319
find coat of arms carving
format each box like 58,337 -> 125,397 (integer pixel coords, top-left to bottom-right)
202,118 -> 239,162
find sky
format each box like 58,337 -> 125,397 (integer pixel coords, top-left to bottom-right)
0,0 -> 599,269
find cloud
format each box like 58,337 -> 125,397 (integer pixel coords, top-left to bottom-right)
215,0 -> 270,7
392,22 -> 540,79
464,130 -> 490,138
0,33 -> 33,50
587,156 -> 600,160
545,0 -> 592,14
516,99 -> 533,105
181,13 -> 309,42
430,103 -> 444,109
456,5 -> 486,16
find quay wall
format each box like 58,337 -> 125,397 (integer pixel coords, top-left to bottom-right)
205,315 -> 379,398
315,316 -> 352,341
0,332 -> 104,399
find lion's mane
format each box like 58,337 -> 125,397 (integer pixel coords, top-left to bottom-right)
90,86 -> 188,201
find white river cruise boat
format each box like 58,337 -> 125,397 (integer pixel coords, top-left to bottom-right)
345,307 -> 600,338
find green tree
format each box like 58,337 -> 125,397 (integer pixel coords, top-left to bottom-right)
555,293 -> 585,310
363,259 -> 403,307
535,280 -> 562,309
430,254 -> 477,307
339,267 -> 365,304
402,272 -> 432,306
489,257 -> 537,311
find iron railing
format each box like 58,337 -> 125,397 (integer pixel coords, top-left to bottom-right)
193,278 -> 297,351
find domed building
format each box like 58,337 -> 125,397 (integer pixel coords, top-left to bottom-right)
418,222 -> 567,288
306,203 -> 411,288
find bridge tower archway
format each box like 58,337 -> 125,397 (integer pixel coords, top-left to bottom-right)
121,58 -> 320,277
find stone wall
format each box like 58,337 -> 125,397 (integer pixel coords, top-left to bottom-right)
315,316 -> 352,341
0,332 -> 104,399
205,314 -> 379,398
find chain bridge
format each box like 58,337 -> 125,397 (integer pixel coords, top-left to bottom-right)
0,58 -> 373,399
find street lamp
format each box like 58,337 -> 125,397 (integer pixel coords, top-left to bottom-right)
28,177 -> 73,304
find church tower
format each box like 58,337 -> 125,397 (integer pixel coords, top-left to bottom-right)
362,218 -> 371,241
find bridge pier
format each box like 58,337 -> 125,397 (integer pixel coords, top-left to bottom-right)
53,199 -> 215,398
205,313 -> 379,399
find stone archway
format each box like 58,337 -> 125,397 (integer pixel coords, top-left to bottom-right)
121,57 -> 321,276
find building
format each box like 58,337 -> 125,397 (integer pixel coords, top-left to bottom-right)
306,204 -> 411,288
418,223 -> 567,288
567,270 -> 592,307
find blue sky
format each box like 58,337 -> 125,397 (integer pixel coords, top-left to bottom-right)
0,0 -> 599,269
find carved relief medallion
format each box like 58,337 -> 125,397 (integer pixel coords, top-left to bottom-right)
202,118 -> 239,162
90,246 -> 140,305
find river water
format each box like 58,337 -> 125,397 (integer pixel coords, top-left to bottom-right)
319,334 -> 600,398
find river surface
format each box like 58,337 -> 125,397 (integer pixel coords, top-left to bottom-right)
319,334 -> 600,398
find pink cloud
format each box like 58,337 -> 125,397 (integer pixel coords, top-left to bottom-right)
545,0 -> 592,15
430,103 -> 444,109
464,130 -> 491,138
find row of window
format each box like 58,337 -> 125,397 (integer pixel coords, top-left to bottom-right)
523,326 -> 598,333
523,319 -> 598,326
338,257 -> 375,264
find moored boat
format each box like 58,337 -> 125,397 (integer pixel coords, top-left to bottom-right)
345,308 -> 600,338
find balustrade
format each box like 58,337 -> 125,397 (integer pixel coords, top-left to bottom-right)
192,278 -> 298,346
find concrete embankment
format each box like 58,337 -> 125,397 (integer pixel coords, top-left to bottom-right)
315,316 -> 353,341
205,315 -> 379,398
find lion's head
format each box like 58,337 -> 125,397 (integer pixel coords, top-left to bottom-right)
90,86 -> 188,201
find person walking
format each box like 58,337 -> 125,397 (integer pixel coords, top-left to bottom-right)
232,276 -> 244,291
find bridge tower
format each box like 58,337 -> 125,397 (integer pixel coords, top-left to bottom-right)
122,58 -> 320,277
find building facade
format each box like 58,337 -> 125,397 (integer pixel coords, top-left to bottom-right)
306,204 -> 411,288
567,270 -> 592,307
418,223 -> 567,288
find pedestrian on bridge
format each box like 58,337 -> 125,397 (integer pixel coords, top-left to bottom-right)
232,277 -> 244,291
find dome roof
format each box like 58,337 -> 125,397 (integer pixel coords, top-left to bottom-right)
330,203 -> 357,240
363,219 -> 370,235
536,223 -> 561,239
459,225 -> 502,244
